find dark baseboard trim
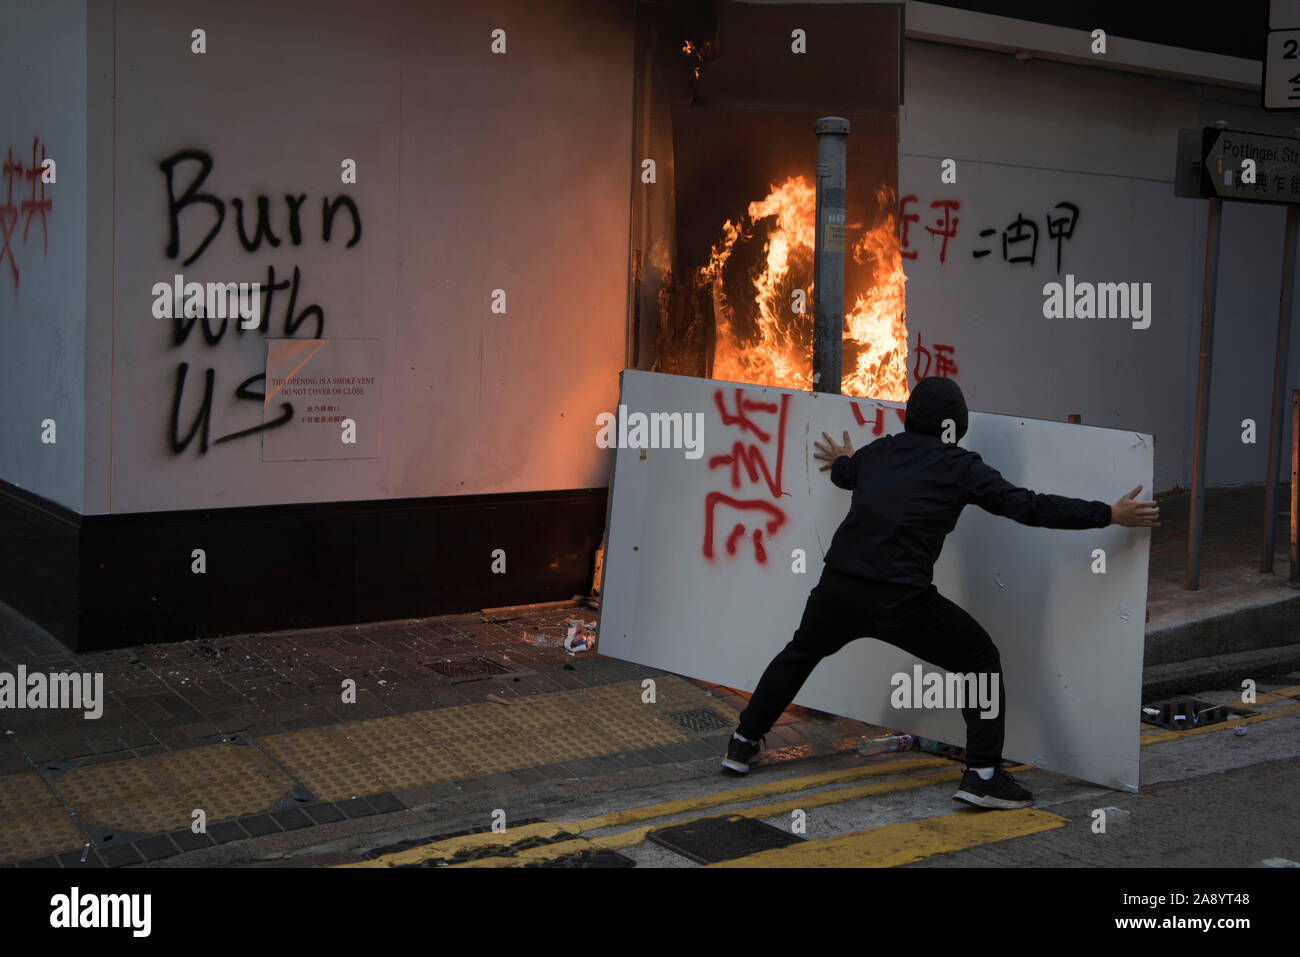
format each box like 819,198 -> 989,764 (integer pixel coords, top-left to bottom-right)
0,481 -> 81,646
0,480 -> 607,652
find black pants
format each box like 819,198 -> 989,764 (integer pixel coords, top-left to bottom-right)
737,566 -> 1007,768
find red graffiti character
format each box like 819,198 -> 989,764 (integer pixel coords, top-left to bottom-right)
912,333 -> 958,381
0,147 -> 21,288
21,137 -> 51,253
850,401 -> 905,436
0,137 -> 53,290
899,193 -> 919,261
703,389 -> 790,563
923,199 -> 960,265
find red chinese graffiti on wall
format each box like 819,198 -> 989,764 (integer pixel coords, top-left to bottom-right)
0,137 -> 52,290
703,388 -> 790,564
912,332 -> 958,381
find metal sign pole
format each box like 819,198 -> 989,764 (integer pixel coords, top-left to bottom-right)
1262,203 -> 1300,572
1293,389 -> 1299,583
812,116 -> 849,394
1187,195 -> 1223,590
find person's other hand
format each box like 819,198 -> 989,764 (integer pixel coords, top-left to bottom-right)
813,431 -> 853,471
1111,485 -> 1160,527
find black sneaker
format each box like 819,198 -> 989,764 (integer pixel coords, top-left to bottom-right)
721,731 -> 765,774
953,768 -> 1033,809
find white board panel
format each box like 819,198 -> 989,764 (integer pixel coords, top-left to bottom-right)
598,370 -> 1152,791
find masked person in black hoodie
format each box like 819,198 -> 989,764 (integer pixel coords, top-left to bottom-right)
721,376 -> 1159,808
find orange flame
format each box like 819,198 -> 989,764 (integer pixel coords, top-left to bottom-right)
704,175 -> 909,401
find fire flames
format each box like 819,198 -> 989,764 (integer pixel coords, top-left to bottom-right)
704,176 -> 909,401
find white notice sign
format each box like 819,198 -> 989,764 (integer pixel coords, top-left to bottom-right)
262,338 -> 383,461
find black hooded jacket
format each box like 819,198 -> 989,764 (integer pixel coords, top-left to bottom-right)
824,377 -> 1113,587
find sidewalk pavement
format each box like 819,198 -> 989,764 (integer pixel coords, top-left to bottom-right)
1144,484 -> 1300,695
0,484 -> 1296,867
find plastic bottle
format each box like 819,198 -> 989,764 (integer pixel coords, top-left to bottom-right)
857,734 -> 915,755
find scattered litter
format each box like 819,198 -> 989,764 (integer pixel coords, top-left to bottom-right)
79,843 -> 89,863
525,632 -> 564,648
1098,806 -> 1132,824
1261,857 -> 1300,867
562,618 -> 596,653
994,574 -> 1005,589
486,694 -> 513,707
1142,707 -> 1160,717
858,733 -> 914,755
1234,725 -> 1248,736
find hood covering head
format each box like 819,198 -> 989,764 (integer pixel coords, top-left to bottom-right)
905,377 -> 968,441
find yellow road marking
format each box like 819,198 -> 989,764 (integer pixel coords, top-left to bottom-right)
343,756 -> 956,868
1139,701 -> 1300,746
341,821 -> 581,868
707,807 -> 1067,868
346,693 -> 1300,868
448,766 -> 971,867
1254,683 -> 1300,702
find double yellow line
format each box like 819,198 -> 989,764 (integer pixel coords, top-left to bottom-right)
343,687 -> 1300,868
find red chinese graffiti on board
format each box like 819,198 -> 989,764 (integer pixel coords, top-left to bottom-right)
0,137 -> 52,290
846,332 -> 958,434
703,388 -> 790,564
850,400 -> 906,436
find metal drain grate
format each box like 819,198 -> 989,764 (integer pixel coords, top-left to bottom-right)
423,657 -> 513,678
647,815 -> 804,864
1141,698 -> 1255,730
668,708 -> 731,733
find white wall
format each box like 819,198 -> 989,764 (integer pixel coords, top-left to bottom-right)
0,0 -> 86,511
96,0 -> 632,514
899,39 -> 1300,493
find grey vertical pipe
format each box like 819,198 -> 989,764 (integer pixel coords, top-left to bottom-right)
1187,196 -> 1223,590
813,116 -> 849,395
1292,389 -> 1299,583
1261,204 -> 1299,572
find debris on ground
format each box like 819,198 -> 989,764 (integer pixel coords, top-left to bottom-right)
562,618 -> 596,653
524,631 -> 565,648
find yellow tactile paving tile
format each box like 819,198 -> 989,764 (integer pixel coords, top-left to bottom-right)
327,715 -> 434,755
0,770 -> 61,814
366,745 -> 476,789
0,809 -> 86,863
408,704 -> 516,741
443,735 -> 570,776
42,744 -> 301,836
74,800 -> 193,836
51,758 -> 173,809
707,808 -> 1068,868
181,760 -> 296,820
259,728 -> 387,801
143,743 -> 288,789
176,778 -> 292,825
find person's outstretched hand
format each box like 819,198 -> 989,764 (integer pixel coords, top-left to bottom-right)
1111,485 -> 1160,527
813,431 -> 853,471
